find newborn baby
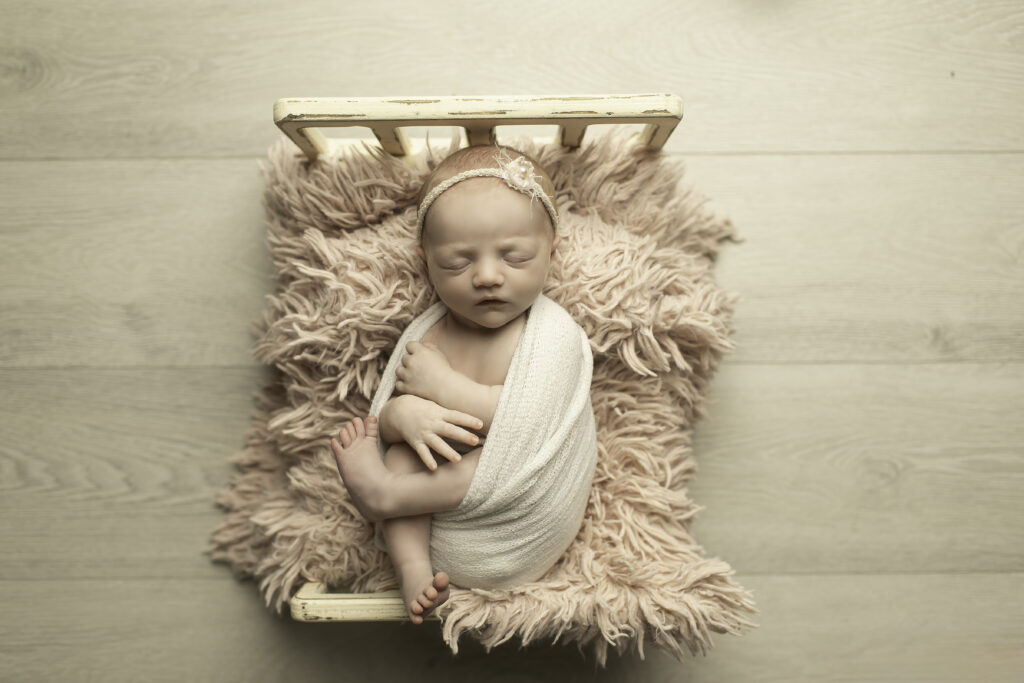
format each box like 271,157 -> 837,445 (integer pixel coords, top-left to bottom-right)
331,144 -> 596,625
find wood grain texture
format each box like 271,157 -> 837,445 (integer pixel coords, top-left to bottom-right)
2,0 -> 1023,679
1,154 -> 1021,367
0,364 -> 1020,578
0,575 -> 1021,681
0,0 -> 1022,158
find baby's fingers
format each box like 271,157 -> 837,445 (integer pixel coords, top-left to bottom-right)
426,435 -> 464,464
412,442 -> 438,471
444,409 -> 484,431
442,421 -> 481,448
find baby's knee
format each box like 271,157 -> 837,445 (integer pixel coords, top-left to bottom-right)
449,446 -> 482,485
382,442 -> 424,474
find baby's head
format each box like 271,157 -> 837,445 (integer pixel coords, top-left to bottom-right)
414,144 -> 561,331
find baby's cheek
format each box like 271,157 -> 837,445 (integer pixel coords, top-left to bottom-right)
433,279 -> 464,303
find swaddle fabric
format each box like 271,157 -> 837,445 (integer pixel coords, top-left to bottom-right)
367,293 -> 598,588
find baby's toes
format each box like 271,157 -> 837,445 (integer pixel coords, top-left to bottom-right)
353,417 -> 365,438
364,415 -> 379,437
337,426 -> 352,448
417,593 -> 434,610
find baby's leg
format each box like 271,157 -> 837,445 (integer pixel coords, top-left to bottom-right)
380,441 -> 451,624
332,417 -> 485,623
332,417 -> 480,522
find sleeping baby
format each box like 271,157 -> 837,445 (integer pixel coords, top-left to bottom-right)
331,144 -> 598,625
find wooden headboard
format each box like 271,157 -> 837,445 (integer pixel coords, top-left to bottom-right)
273,93 -> 683,162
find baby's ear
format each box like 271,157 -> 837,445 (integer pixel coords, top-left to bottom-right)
550,234 -> 561,255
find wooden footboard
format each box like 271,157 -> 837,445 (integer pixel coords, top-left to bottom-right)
290,581 -> 442,622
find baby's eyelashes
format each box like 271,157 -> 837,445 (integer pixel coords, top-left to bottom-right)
439,254 -> 534,270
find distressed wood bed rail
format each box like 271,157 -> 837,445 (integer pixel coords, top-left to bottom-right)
274,93 -> 683,161
291,582 -> 428,622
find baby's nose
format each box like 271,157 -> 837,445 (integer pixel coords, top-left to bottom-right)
472,259 -> 503,285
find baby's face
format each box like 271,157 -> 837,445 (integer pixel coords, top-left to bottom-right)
418,177 -> 560,332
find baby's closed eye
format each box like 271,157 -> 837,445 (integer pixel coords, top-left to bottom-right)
439,253 -> 533,270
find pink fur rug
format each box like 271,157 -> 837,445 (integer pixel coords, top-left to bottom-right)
205,125 -> 759,666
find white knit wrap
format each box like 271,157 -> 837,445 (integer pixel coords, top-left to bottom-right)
367,293 -> 598,588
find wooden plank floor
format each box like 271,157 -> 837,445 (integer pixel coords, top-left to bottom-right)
2,1 -> 1022,680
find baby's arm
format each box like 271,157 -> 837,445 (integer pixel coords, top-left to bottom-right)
395,340 -> 502,434
431,374 -> 502,435
377,393 -> 482,471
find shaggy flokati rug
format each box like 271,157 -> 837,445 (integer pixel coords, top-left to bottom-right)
205,125 -> 759,666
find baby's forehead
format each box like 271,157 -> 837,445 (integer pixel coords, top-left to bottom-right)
434,176 -> 525,208
426,179 -> 549,240
426,220 -> 543,249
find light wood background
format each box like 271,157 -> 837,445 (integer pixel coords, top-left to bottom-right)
2,1 -> 1022,681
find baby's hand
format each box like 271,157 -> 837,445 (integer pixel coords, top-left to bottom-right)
384,394 -> 482,471
396,341 -> 454,403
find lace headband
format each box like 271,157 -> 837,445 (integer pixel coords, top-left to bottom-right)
416,148 -> 559,241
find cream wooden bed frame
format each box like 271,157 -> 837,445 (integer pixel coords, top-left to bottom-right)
275,93 -> 682,162
278,93 -> 683,622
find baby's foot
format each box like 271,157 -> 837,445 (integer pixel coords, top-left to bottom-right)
330,416 -> 393,523
398,560 -> 450,625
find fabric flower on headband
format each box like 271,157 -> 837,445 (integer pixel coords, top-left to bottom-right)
494,148 -> 545,206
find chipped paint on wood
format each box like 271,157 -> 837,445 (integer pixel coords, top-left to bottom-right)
273,94 -> 682,161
